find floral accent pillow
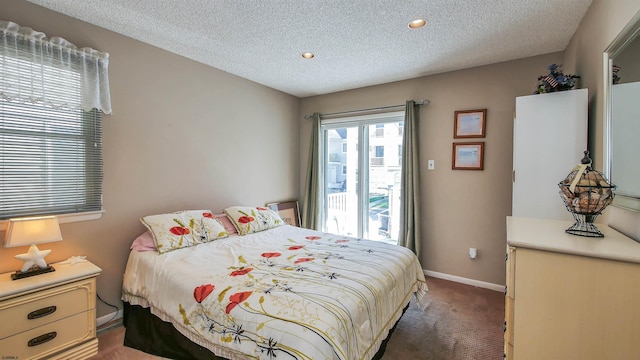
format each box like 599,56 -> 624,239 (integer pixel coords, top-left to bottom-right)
140,210 -> 228,254
223,206 -> 284,235
214,213 -> 238,235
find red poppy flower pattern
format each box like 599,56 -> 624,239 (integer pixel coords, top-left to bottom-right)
256,207 -> 268,210
225,291 -> 253,314
171,226 -> 428,360
238,216 -> 255,224
170,226 -> 190,235
202,212 -> 214,218
193,284 -> 215,303
294,257 -> 315,264
230,268 -> 253,276
261,252 -> 281,258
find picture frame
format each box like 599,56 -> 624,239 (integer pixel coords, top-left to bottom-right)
266,200 -> 301,227
452,142 -> 484,170
454,109 -> 487,138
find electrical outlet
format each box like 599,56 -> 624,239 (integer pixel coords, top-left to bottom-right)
469,248 -> 477,259
428,160 -> 435,170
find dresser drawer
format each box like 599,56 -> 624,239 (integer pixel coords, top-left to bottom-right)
505,342 -> 513,360
505,296 -> 514,345
0,309 -> 95,360
0,278 -> 95,340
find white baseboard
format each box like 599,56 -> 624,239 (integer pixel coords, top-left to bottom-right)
424,270 -> 505,292
97,309 -> 123,328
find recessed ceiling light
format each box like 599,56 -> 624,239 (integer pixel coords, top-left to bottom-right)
408,18 -> 426,29
302,52 -> 315,59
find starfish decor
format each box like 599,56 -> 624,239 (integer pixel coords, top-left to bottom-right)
15,244 -> 53,272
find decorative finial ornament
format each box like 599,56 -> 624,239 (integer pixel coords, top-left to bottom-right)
580,150 -> 591,164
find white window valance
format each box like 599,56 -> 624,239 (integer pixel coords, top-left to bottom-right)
0,21 -> 112,114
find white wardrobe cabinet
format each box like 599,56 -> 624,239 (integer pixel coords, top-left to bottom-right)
512,88 -> 588,220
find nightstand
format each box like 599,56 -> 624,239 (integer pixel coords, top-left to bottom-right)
0,260 -> 102,359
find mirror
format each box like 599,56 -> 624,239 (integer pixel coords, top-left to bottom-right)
604,10 -> 640,211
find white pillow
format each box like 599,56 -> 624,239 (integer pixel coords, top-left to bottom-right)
224,206 -> 284,235
141,210 -> 228,254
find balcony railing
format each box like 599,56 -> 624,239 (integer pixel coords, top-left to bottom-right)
328,192 -> 347,213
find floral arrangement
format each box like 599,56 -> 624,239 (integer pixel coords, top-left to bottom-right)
534,64 -> 580,94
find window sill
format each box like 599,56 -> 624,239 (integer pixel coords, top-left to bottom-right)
0,210 -> 104,227
57,210 -> 104,224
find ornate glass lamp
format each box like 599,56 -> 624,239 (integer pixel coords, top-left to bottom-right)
3,216 -> 63,280
558,151 -> 616,237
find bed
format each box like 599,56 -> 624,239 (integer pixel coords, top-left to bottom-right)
121,207 -> 428,360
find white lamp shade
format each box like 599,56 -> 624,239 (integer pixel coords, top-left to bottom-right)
4,216 -> 63,248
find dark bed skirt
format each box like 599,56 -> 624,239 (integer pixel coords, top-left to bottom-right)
122,301 -> 408,360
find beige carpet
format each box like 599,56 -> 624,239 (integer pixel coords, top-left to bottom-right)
90,277 -> 505,360
382,277 -> 505,359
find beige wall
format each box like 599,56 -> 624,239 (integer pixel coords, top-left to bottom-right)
563,0 -> 640,169
0,0 -> 300,317
299,53 -> 563,286
299,0 -> 640,287
563,0 -> 640,236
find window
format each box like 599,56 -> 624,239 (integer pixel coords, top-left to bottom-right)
371,145 -> 384,166
0,23 -> 109,221
342,142 -> 347,152
0,102 -> 102,220
371,146 -> 384,166
321,112 -> 403,242
375,123 -> 384,137
375,146 -> 384,158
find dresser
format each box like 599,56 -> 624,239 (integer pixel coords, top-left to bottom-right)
0,260 -> 101,359
505,216 -> 640,360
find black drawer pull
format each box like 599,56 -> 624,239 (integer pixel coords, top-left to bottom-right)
27,305 -> 57,320
28,332 -> 57,347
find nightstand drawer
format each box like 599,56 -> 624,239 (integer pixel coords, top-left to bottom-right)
0,278 -> 95,339
0,309 -> 95,360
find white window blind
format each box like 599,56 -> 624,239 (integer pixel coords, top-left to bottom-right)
0,103 -> 102,219
0,22 -> 105,220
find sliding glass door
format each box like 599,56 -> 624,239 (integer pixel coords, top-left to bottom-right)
321,112 -> 404,243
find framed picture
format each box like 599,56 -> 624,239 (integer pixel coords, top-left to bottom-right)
452,142 -> 484,170
266,200 -> 301,227
454,109 -> 486,138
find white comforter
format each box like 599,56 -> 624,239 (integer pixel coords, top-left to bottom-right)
122,225 -> 427,360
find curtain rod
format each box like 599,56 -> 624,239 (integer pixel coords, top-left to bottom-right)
304,99 -> 430,119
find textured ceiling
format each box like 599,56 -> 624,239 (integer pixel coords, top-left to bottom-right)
26,0 -> 593,98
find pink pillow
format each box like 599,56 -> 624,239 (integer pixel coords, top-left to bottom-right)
130,231 -> 157,251
215,214 -> 238,235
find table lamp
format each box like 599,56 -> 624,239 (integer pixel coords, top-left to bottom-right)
4,215 -> 63,280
